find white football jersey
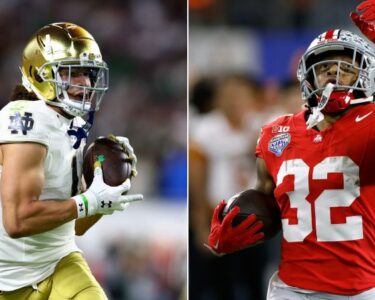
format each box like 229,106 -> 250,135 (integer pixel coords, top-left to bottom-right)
0,100 -> 85,291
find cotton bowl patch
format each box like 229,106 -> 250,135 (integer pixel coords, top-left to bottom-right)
268,133 -> 291,156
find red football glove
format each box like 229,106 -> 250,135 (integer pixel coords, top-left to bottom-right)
351,0 -> 375,42
205,200 -> 264,256
357,0 -> 375,20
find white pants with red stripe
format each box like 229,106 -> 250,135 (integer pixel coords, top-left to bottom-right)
267,272 -> 375,300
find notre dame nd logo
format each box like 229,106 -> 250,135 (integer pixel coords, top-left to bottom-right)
8,112 -> 34,135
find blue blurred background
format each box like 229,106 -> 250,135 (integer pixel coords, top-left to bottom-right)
0,1 -> 187,299
189,0 -> 363,299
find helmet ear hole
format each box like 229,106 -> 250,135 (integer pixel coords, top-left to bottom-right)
33,70 -> 43,83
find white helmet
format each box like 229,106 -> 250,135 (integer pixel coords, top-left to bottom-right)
297,29 -> 375,113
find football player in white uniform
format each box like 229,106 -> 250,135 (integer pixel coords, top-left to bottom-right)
0,22 -> 142,299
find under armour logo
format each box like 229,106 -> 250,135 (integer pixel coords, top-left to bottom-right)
8,112 -> 34,135
100,201 -> 112,208
79,203 -> 84,212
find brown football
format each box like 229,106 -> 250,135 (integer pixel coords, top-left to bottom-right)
83,136 -> 132,187
221,189 -> 281,241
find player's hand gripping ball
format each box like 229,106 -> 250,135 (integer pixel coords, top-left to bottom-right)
83,136 -> 133,187
222,189 -> 281,240
206,190 -> 281,256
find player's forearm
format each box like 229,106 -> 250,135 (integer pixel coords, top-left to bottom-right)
75,214 -> 103,236
3,198 -> 77,238
255,158 -> 275,195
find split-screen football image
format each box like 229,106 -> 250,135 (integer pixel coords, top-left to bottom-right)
0,0 -> 374,299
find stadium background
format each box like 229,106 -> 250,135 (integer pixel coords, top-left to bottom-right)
189,0 -> 364,299
0,1 -> 187,299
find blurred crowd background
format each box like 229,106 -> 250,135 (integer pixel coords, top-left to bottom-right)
189,0 -> 363,299
0,0 -> 186,299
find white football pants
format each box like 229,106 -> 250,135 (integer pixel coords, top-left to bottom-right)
267,272 -> 375,300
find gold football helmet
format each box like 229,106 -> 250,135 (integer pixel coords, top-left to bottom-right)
21,22 -> 109,117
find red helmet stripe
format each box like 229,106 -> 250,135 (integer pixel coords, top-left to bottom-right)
324,29 -> 335,40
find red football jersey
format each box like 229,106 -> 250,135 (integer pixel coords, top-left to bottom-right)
255,104 -> 375,295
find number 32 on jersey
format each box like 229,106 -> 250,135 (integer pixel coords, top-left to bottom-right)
277,156 -> 363,243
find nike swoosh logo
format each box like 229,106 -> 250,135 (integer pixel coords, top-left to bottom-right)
214,240 -> 219,249
356,111 -> 373,122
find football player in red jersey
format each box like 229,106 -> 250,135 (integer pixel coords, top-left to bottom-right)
207,5 -> 375,300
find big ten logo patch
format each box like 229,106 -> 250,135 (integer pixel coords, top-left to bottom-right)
272,125 -> 290,133
8,112 -> 34,135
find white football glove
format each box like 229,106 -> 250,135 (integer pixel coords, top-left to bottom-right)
73,161 -> 143,218
113,135 -> 138,177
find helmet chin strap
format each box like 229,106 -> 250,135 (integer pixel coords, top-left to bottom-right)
350,96 -> 374,105
306,83 -> 374,129
306,83 -> 334,129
